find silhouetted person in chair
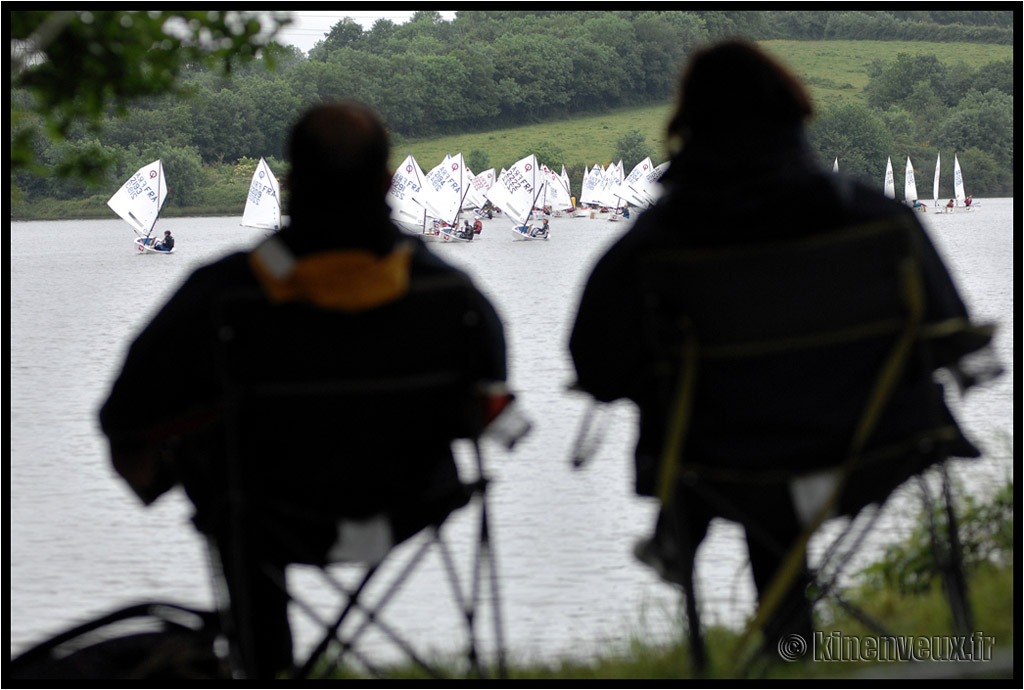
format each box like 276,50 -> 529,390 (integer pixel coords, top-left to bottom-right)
570,40 -> 998,665
100,102 -> 507,678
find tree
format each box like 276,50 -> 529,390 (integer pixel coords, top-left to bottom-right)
10,10 -> 288,182
972,58 -> 1014,97
532,141 -> 567,171
936,90 -> 1014,168
614,130 -> 655,170
189,87 -> 260,163
466,150 -> 491,174
308,17 -> 363,61
808,103 -> 893,184
863,53 -> 947,111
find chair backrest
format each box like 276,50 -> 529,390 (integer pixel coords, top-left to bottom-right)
212,273 -> 492,559
636,219 -> 932,497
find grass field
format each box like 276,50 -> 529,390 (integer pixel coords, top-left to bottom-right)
761,39 -> 1013,108
391,40 -> 1013,173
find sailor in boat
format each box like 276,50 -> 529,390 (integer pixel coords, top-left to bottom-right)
964,194 -> 973,208
527,220 -> 549,238
154,230 -> 175,251
459,220 -> 475,240
473,219 -> 483,235
946,198 -> 955,213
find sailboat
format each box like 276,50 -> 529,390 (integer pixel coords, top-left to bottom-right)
387,154 -> 435,237
465,168 -> 495,213
541,164 -> 574,216
932,153 -> 941,212
619,157 -> 662,210
599,161 -> 627,219
833,158 -> 839,174
241,157 -> 281,231
579,163 -> 605,210
484,153 -> 548,241
953,154 -> 972,210
107,159 -> 171,254
424,153 -> 474,242
883,157 -> 895,200
904,156 -> 922,211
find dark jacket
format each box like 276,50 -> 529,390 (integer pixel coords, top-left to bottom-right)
569,129 -> 992,512
100,213 -> 506,543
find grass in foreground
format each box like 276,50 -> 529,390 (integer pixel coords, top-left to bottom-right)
322,478 -> 1014,680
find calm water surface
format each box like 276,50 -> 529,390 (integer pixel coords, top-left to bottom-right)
9,199 -> 1014,664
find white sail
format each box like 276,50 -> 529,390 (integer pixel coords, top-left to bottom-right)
622,159 -> 669,209
241,157 -> 282,230
484,153 -> 544,226
463,167 -> 494,209
619,157 -> 654,208
644,162 -> 670,206
597,161 -> 625,208
883,157 -> 895,199
560,167 -> 573,206
107,159 -> 168,238
387,154 -> 429,231
953,154 -> 966,203
542,164 -> 573,211
579,163 -> 605,206
833,157 -> 839,174
904,156 -> 918,203
932,153 -> 941,207
424,153 -> 469,226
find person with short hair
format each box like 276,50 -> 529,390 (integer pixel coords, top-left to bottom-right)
100,102 -> 507,678
155,230 -> 174,251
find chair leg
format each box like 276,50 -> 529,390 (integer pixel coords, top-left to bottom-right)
941,476 -> 974,636
937,466 -> 974,636
211,534 -> 294,679
660,506 -> 707,674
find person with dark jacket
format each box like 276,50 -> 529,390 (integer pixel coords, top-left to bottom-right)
156,230 -> 174,251
99,102 -> 507,678
569,41 -> 998,660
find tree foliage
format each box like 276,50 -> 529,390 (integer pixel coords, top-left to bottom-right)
614,131 -> 655,171
10,10 -> 290,181
9,10 -> 1015,206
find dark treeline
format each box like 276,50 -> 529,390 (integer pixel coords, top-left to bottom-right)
11,10 -> 1015,211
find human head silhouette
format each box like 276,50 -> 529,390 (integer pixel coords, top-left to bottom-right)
667,40 -> 812,150
286,101 -> 392,219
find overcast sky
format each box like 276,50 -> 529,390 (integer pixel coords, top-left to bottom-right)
272,11 -> 457,54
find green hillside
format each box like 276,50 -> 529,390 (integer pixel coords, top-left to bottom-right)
394,39 -> 1013,172
761,39 -> 1013,107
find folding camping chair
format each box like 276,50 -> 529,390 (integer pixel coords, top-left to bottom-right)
633,217 -> 995,671
206,276 -> 516,680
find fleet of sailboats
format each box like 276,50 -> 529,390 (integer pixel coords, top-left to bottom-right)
110,147 -> 975,255
865,152 -> 974,213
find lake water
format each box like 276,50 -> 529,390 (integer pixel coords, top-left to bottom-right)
9,199 -> 1014,668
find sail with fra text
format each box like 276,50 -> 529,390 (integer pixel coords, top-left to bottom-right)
107,160 -> 167,239
241,157 -> 281,230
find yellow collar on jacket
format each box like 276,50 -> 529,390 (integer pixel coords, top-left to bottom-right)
249,236 -> 413,312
